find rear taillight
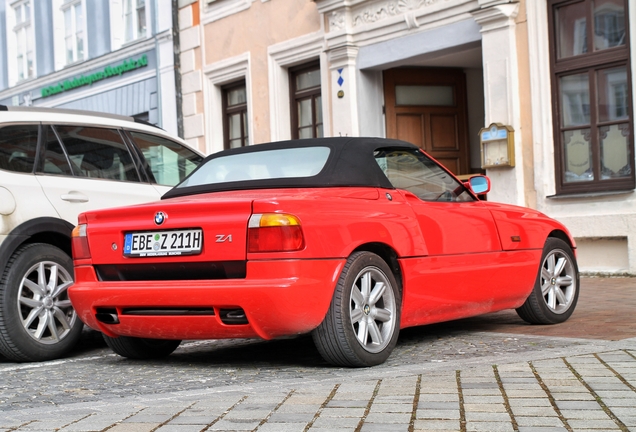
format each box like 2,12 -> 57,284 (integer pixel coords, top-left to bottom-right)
248,213 -> 304,253
71,223 -> 91,260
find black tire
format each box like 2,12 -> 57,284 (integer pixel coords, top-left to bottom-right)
516,238 -> 580,324
0,243 -> 83,362
312,251 -> 401,367
103,334 -> 181,359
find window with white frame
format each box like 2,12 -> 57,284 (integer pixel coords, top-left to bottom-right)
549,0 -> 633,194
124,0 -> 147,42
61,0 -> 84,65
12,0 -> 33,81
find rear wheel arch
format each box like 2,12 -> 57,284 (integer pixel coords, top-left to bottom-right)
351,243 -> 403,295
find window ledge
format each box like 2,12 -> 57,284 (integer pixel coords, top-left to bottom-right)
547,189 -> 635,200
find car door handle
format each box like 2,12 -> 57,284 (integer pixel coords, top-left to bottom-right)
61,192 -> 89,203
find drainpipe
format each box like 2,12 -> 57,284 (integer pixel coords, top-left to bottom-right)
172,0 -> 184,138
153,0 -> 163,128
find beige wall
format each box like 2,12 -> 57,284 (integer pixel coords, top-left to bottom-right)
203,0 -> 321,144
515,0 -> 536,209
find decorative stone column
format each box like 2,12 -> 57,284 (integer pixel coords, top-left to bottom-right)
318,1 -> 361,138
472,2 -> 524,205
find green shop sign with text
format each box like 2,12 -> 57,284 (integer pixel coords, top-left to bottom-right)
40,54 -> 148,98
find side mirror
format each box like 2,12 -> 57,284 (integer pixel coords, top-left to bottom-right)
467,175 -> 491,195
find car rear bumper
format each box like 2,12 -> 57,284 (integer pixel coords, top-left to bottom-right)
69,259 -> 345,340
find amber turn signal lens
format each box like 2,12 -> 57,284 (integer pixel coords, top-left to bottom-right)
247,213 -> 304,252
71,224 -> 91,260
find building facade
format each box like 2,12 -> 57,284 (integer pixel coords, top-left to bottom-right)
0,0 -> 180,135
178,0 -> 634,275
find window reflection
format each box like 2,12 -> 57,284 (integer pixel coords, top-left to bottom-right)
594,0 -> 625,51
560,74 -> 590,127
557,2 -> 587,58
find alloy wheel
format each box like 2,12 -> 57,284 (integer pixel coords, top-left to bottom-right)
349,266 -> 396,353
540,248 -> 576,314
17,261 -> 76,344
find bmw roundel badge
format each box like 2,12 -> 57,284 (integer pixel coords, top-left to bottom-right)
154,211 -> 167,225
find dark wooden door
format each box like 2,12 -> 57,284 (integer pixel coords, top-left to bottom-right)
384,68 -> 470,175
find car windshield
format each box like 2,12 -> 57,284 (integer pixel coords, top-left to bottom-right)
178,146 -> 331,188
374,148 -> 474,202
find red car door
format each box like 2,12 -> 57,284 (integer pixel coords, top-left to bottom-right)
374,148 -> 528,326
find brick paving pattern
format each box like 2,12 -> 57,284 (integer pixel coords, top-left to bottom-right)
1,277 -> 635,432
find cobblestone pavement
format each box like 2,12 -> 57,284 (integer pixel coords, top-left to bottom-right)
1,278 -> 635,432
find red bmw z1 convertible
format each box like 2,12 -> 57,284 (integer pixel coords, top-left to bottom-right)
69,137 -> 579,367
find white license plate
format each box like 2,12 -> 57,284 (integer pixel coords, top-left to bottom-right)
123,229 -> 203,257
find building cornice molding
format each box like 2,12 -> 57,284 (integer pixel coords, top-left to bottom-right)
471,3 -> 519,33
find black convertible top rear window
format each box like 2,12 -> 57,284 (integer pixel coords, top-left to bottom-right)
162,137 -> 418,199
179,146 -> 330,188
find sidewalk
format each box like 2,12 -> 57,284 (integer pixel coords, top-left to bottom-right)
1,277 -> 635,432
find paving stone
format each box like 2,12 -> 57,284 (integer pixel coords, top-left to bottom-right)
266,412 -> 316,423
107,423 -> 160,432
258,423 -> 307,432
310,416 -> 361,429
554,401 -> 601,410
167,416 -> 218,425
507,398 -> 553,407
320,407 -> 366,417
124,414 -> 175,423
465,421 -> 515,431
566,419 -> 623,429
514,416 -> 565,427
464,411 -> 511,422
360,423 -> 410,431
412,419 -> 460,430
463,403 -> 507,412
516,428 -> 567,432
417,401 -> 459,410
155,425 -> 204,432
364,412 -> 411,423
416,409 -> 460,420
369,403 -> 413,413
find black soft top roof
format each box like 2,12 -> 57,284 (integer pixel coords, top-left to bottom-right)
163,137 -> 419,199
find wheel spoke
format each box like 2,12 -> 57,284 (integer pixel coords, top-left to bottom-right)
51,281 -> 73,300
47,264 -> 59,292
546,254 -> 556,276
557,275 -> 573,287
22,278 -> 46,297
37,262 -> 47,291
54,299 -> 72,309
553,256 -> 567,277
23,307 -> 44,329
368,282 -> 386,306
351,286 -> 365,306
19,296 -> 42,308
46,311 -> 60,341
360,272 -> 372,297
554,287 -> 567,306
34,313 -> 49,339
367,319 -> 383,345
541,280 -> 552,296
373,307 -> 392,322
547,287 -> 557,310
356,318 -> 369,345
350,307 -> 364,324
53,307 -> 72,331
541,267 -> 552,283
